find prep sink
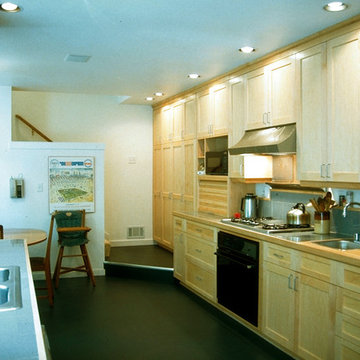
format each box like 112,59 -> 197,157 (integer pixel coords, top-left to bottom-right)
0,266 -> 22,312
312,240 -> 360,251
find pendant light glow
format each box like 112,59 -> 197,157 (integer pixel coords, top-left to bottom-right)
0,2 -> 20,12
324,2 -> 348,11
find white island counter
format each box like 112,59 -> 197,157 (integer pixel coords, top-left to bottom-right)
0,239 -> 46,360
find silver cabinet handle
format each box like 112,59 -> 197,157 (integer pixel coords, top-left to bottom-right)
288,274 -> 293,289
263,113 -> 267,125
294,276 -> 298,292
267,112 -> 271,124
273,253 -> 284,259
195,248 -> 202,253
320,164 -> 326,178
326,164 -> 331,178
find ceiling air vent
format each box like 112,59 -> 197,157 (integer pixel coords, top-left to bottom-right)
127,226 -> 145,239
64,54 -> 91,63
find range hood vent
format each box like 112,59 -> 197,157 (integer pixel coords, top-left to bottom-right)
229,123 -> 296,155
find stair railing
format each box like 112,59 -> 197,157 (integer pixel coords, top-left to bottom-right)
15,114 -> 53,142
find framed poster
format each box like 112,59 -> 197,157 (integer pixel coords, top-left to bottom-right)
49,157 -> 95,213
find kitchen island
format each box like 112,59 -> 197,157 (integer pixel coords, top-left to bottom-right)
0,239 -> 47,360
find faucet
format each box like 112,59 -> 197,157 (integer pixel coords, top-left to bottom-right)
342,202 -> 360,218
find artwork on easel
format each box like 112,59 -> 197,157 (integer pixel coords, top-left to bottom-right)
48,156 -> 95,213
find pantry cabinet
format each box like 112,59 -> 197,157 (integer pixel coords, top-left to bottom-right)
298,30 -> 360,183
173,217 -> 185,281
245,56 -> 295,130
262,243 -> 336,360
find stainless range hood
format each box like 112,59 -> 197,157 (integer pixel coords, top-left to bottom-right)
229,123 -> 296,155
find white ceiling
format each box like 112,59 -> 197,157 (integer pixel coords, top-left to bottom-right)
1,0 -> 359,105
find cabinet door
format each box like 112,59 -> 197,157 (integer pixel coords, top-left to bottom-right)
327,30 -> 360,182
267,56 -> 295,126
297,44 -> 327,181
153,108 -> 162,145
173,228 -> 185,281
162,107 -> 173,143
184,97 -> 196,140
173,102 -> 184,141
162,143 -> 173,193
184,140 -> 195,211
212,83 -> 228,136
172,141 -> 184,197
262,262 -> 295,350
245,67 -> 267,130
197,90 -> 212,137
153,192 -> 162,242
229,78 -> 246,177
162,194 -> 173,249
296,273 -> 336,360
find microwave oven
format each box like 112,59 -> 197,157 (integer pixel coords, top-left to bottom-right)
206,151 -> 228,175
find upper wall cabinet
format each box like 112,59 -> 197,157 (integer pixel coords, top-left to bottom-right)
197,83 -> 229,138
153,108 -> 162,146
245,56 -> 296,130
162,106 -> 173,143
298,30 -> 360,183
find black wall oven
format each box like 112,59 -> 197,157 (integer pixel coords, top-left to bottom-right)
215,231 -> 259,327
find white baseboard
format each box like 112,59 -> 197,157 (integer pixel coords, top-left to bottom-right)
110,238 -> 156,247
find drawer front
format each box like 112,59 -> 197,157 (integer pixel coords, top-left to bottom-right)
336,263 -> 360,294
174,217 -> 185,232
186,221 -> 216,242
337,287 -> 360,321
336,312 -> 360,347
263,242 -> 292,269
297,251 -> 333,283
187,235 -> 216,268
186,260 -> 215,300
335,336 -> 360,360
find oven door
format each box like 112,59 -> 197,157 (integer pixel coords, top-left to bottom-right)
215,249 -> 259,327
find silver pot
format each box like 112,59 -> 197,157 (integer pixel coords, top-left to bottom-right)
287,203 -> 310,226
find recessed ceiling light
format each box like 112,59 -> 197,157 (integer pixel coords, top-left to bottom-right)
145,97 -> 154,101
239,46 -> 255,53
323,2 -> 348,11
0,2 -> 20,12
154,92 -> 164,97
188,73 -> 200,79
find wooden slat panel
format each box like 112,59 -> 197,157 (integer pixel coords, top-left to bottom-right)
198,179 -> 228,216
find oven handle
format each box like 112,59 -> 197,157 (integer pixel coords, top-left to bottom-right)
214,252 -> 257,270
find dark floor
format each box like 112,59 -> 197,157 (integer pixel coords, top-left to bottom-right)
107,245 -> 173,268
37,272 -> 294,360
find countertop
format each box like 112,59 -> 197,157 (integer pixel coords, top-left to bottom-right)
173,211 -> 360,267
0,239 -> 46,360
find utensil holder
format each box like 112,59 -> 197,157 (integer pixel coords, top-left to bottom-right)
314,211 -> 330,234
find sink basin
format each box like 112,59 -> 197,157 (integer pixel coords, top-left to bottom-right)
0,269 -> 10,282
313,240 -> 360,250
0,266 -> 22,311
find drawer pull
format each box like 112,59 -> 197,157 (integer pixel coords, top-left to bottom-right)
195,275 -> 203,282
195,248 -> 202,253
294,276 -> 298,292
273,253 -> 284,259
195,228 -> 203,233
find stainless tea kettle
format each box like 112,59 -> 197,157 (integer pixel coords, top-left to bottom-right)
287,203 -> 310,226
241,193 -> 258,219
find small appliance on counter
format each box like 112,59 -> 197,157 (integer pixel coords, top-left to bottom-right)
286,203 -> 311,227
241,193 -> 258,219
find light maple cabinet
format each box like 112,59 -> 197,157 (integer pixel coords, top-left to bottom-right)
153,108 -> 162,146
335,263 -> 360,359
298,30 -> 360,183
245,56 -> 295,130
197,83 -> 229,138
262,243 -> 336,360
153,145 -> 162,242
173,217 -> 185,281
185,221 -> 217,301
162,106 -> 173,143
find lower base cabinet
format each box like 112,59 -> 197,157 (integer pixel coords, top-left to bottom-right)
262,261 -> 336,360
335,337 -> 360,360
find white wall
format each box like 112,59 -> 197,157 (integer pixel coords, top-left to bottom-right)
0,86 -> 105,276
12,91 -> 153,245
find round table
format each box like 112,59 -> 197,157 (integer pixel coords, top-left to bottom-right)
3,228 -> 47,246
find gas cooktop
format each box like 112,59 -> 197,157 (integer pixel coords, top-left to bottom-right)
220,218 -> 314,234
